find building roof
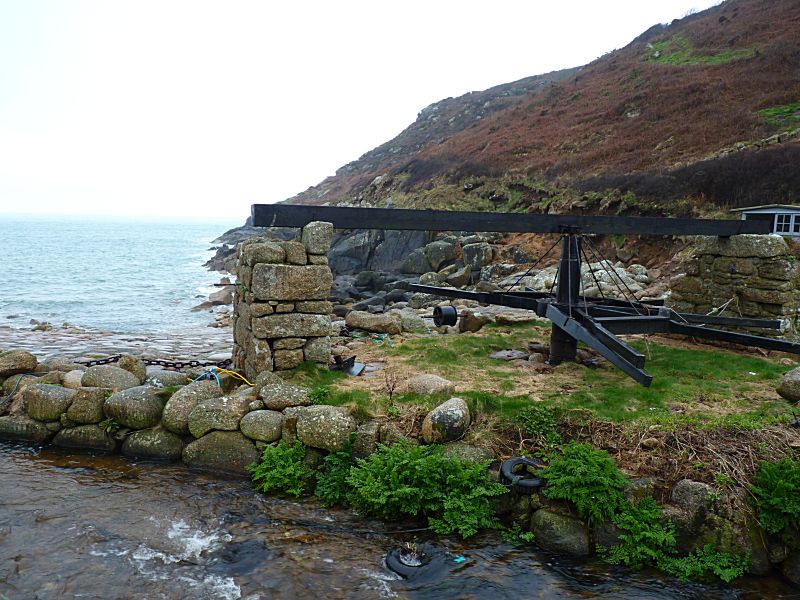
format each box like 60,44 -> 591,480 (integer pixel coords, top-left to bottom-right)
730,204 -> 800,212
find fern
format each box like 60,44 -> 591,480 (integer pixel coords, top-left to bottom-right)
750,458 -> 800,534
247,440 -> 312,498
315,435 -> 356,507
598,496 -> 677,569
659,545 -> 749,583
541,442 -> 627,526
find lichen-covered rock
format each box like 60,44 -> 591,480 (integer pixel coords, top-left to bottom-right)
241,240 -> 285,266
421,397 -> 470,444
302,221 -> 333,255
304,336 -> 331,364
39,357 -> 85,373
0,349 -> 37,378
530,509 -> 591,557
65,387 -> 109,424
182,431 -> 258,476
117,355 -> 147,384
424,240 -> 457,271
670,479 -> 713,519
104,386 -> 164,430
408,374 -> 455,396
296,405 -> 357,452
62,370 -> 86,390
353,421 -> 381,457
251,313 -> 331,339
53,424 -> 117,452
145,368 -> 190,388
777,367 -> 800,403
121,427 -> 185,461
693,234 -> 788,259
82,365 -> 141,391
253,371 -> 284,394
397,308 -> 428,334
459,310 -> 492,333
251,264 -> 332,301
0,415 -> 54,443
239,410 -> 283,442
161,380 -> 222,435
25,384 -> 76,422
462,242 -> 493,270
273,349 -> 304,370
259,383 -> 311,411
187,394 -> 251,438
345,311 -> 402,335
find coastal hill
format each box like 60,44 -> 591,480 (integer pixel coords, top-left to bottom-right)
286,0 -> 800,215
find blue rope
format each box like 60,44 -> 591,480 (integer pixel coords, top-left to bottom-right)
191,369 -> 221,387
1,372 -> 48,403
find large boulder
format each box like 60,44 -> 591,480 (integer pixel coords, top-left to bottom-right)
462,242 -> 493,270
239,410 -> 283,442
187,394 -> 251,438
328,230 -> 382,274
0,349 -> 37,378
408,374 -> 455,396
530,509 -> 591,557
182,431 -> 259,476
373,230 -> 429,272
397,308 -> 428,334
777,367 -> 800,403
296,405 -> 357,452
53,424 -> 117,452
0,415 -> 54,443
424,240 -> 457,271
259,383 -> 311,411
693,234 -> 788,259
421,397 -> 470,444
161,380 -> 222,435
82,365 -> 140,391
121,427 -> 185,461
345,311 -> 402,335
145,369 -> 191,388
65,387 -> 109,424
25,384 -> 76,422
104,386 -> 164,430
62,370 -> 86,390
402,248 -> 433,274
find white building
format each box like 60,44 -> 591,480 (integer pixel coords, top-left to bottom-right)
730,204 -> 800,236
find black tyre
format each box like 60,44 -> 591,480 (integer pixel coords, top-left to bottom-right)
385,543 -> 448,584
500,456 -> 546,494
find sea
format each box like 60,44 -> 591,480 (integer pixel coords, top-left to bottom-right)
0,213 -> 243,333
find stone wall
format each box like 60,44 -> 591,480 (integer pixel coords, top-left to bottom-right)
668,234 -> 800,330
232,222 -> 334,380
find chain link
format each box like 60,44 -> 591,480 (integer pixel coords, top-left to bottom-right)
77,354 -> 232,370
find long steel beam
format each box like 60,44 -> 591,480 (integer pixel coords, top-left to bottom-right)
251,204 -> 767,236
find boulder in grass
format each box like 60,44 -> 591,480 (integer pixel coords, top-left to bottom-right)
407,374 -> 455,396
161,380 -> 221,435
0,350 -> 37,378
777,367 -> 800,404
25,384 -> 76,422
82,365 -> 140,391
182,431 -> 259,476
296,405 -> 357,452
53,424 -> 117,453
421,397 -> 470,444
121,427 -> 185,461
345,310 -> 402,335
103,386 -> 164,430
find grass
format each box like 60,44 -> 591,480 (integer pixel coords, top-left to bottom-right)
757,102 -> 800,128
648,34 -> 757,66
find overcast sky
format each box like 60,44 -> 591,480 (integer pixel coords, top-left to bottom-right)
0,0 -> 722,220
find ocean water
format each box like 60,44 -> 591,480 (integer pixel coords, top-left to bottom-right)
0,214 -> 242,333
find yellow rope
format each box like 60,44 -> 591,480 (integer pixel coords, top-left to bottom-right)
212,367 -> 255,387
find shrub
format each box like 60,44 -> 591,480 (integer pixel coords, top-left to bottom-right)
750,458 -> 800,534
247,441 -> 312,498
541,442 -> 627,526
346,442 -> 507,538
659,545 -> 749,583
516,404 -> 562,450
598,497 -> 677,569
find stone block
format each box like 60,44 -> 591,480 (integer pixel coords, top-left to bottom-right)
275,303 -> 295,313
302,221 -> 334,255
693,234 -> 789,259
758,259 -> 798,281
250,303 -> 274,317
304,336 -> 331,363
308,254 -> 329,265
251,264 -> 332,301
295,301 -> 332,314
273,349 -> 304,370
281,241 -> 308,265
238,265 -> 253,289
252,313 -> 331,339
242,241 -> 285,267
274,338 -> 306,350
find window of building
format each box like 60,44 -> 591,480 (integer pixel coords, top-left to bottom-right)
776,213 -> 792,233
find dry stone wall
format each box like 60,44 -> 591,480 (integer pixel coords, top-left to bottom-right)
668,234 -> 800,330
233,221 -> 334,380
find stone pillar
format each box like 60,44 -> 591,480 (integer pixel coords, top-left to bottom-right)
668,234 -> 800,332
232,221 -> 334,380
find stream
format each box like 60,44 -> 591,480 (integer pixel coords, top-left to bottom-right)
0,442 -> 795,599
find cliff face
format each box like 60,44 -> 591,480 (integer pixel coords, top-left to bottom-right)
288,0 -> 800,211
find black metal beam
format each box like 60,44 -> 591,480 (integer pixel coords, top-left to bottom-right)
668,322 -> 800,354
251,204 -> 767,236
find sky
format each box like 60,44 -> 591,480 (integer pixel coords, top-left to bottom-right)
0,1 -> 723,220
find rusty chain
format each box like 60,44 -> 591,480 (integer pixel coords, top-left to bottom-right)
77,354 -> 232,370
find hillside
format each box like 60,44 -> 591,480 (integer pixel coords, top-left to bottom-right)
288,0 -> 800,214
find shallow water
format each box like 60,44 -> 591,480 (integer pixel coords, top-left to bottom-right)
0,442 -> 795,600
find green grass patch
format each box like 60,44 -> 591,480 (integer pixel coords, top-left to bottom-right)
552,341 -> 788,422
648,34 -> 756,66
757,102 -> 800,128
